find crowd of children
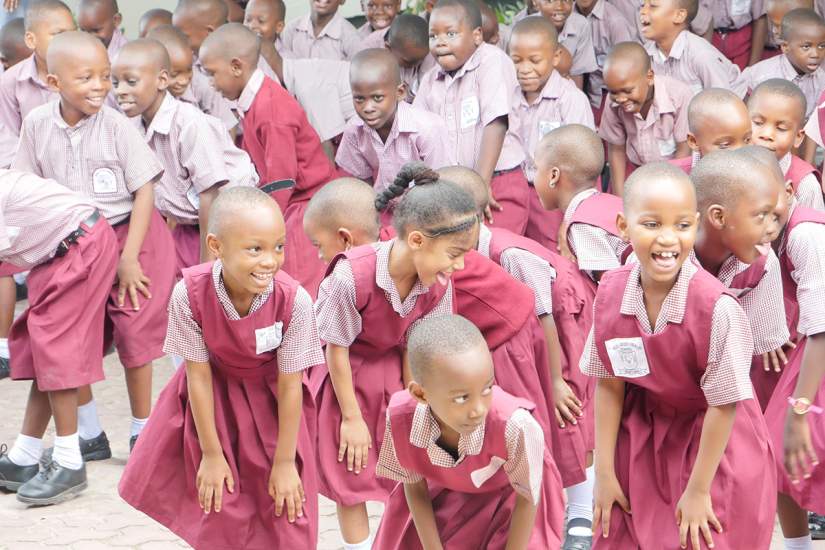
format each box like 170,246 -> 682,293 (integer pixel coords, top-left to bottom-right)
0,0 -> 824,549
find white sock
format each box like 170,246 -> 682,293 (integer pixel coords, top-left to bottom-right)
77,399 -> 103,440
343,534 -> 372,550
7,434 -> 42,466
52,433 -> 83,470
130,416 -> 148,438
784,535 -> 813,550
12,271 -> 27,285
566,465 -> 595,536
0,338 -> 9,359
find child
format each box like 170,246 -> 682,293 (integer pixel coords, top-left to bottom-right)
749,78 -> 825,211
199,23 -> 337,295
146,24 -> 238,132
78,0 -> 128,63
0,171 -> 118,504
374,314 -> 566,549
640,0 -> 742,93
12,31 -> 176,454
281,0 -> 361,60
245,0 -> 290,57
758,154 -> 825,550
415,0 -> 531,236
313,166 -> 479,550
138,8 -> 172,38
710,0 -> 768,70
357,0 -> 400,42
735,8 -> 825,118
441,164 -> 598,548
534,0 -> 598,90
172,0 -> 228,60
574,0 -> 634,112
479,1 -> 506,49
0,17 -> 31,71
385,13 -> 435,103
119,187 -> 323,549
587,160 -> 777,549
534,124 -> 629,282
508,17 -> 594,249
762,0 -> 813,59
670,87 -> 753,174
599,41 -> 693,197
112,39 -> 259,275
335,49 -> 452,215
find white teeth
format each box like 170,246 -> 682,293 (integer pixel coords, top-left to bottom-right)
252,272 -> 272,281
656,252 -> 676,258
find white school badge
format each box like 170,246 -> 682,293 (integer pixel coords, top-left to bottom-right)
605,337 -> 650,378
255,322 -> 283,355
730,0 -> 750,17
657,136 -> 676,157
460,96 -> 480,129
538,120 -> 560,140
186,186 -> 201,209
92,167 -> 118,194
470,456 -> 506,488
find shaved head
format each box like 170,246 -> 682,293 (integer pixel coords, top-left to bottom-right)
305,177 -> 380,235
432,0 -> 483,28
139,9 -> 173,37
116,38 -> 171,72
387,13 -> 428,51
749,78 -> 807,124
623,162 -> 695,213
208,186 -> 282,236
0,18 -> 31,69
692,148 -> 778,211
437,166 -> 488,213
247,0 -> 286,21
735,145 -> 785,187
47,30 -> 107,74
535,124 -> 604,187
688,88 -> 747,133
79,0 -> 118,16
604,41 -> 651,75
350,48 -> 400,86
675,0 -> 699,22
147,24 -> 191,53
24,0 -> 72,31
510,15 -> 558,48
781,7 -> 825,39
200,22 -> 260,65
174,0 -> 229,27
407,314 -> 489,384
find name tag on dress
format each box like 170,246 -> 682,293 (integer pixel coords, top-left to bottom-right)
255,322 -> 283,354
92,167 -> 118,194
460,96 -> 480,129
605,337 -> 650,378
730,0 -> 750,17
538,120 -> 560,140
470,456 -> 506,488
657,136 -> 676,157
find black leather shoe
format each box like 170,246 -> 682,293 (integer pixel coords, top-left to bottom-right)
0,357 -> 9,380
810,512 -> 825,540
129,435 -> 138,453
40,431 -> 112,466
562,518 -> 593,550
0,444 -> 38,491
16,459 -> 86,505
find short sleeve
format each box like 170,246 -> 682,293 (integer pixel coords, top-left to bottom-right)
114,116 -> 163,192
504,408 -> 545,505
0,74 -> 21,136
568,24 -> 599,76
375,412 -> 424,483
731,66 -> 754,100
787,222 -> 825,336
568,223 -> 623,273
702,295 -> 754,406
10,118 -> 38,175
163,280 -> 210,363
277,286 -> 326,374
737,252 -> 789,354
178,116 -> 232,193
672,92 -> 690,143
597,103 -> 627,146
334,126 -> 374,180
794,174 -> 825,212
314,259 -> 362,346
499,248 -> 555,317
416,117 -> 456,168
579,325 -> 614,378
804,108 -> 824,149
477,50 -> 514,127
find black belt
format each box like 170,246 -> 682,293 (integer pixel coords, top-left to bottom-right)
492,166 -> 520,177
55,211 -> 101,257
259,179 -> 296,194
112,214 -> 130,227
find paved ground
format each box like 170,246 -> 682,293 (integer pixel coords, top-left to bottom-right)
0,305 -> 821,549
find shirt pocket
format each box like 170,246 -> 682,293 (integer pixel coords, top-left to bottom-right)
87,159 -> 127,196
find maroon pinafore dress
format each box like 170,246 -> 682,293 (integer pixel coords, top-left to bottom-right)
567,192 -> 632,273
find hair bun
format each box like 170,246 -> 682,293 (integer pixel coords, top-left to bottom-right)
375,162 -> 440,212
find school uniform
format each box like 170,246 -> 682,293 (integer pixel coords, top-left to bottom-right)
281,12 -> 362,61
312,241 -> 454,505
599,74 -> 692,168
581,260 -> 777,549
733,54 -> 825,118
558,12 -> 600,78
414,43 -> 531,235
118,261 -> 323,549
138,93 -> 260,275
763,202 -> 825,514
480,225 -> 596,487
644,30 -> 742,94
0,54 -> 56,166
336,101 -> 453,223
400,54 -> 436,103
373,387 -> 566,549
181,60 -> 239,132
804,89 -> 825,173
577,0 -> 634,110
668,150 -> 700,174
107,28 -> 128,62
780,153 -> 824,212
12,101 -> 176,370
564,188 -> 631,281
358,26 -> 390,51
235,68 -> 337,296
3,170 -> 118,391
711,0 -> 763,70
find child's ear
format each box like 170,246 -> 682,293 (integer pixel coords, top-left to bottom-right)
616,212 -> 629,241
408,380 -> 427,403
673,6 -> 687,25
551,46 -> 561,69
686,132 -> 699,152
780,40 -> 789,54
548,166 -> 561,188
206,233 -> 223,258
396,82 -> 407,101
784,180 -> 795,200
113,12 -> 123,28
157,68 -> 170,91
471,26 -> 483,46
645,68 -> 654,86
337,227 -> 355,250
793,127 -> 805,149
407,230 -> 426,250
230,57 -> 244,76
45,73 -> 59,92
275,20 -> 285,35
23,31 -> 35,52
707,204 -> 726,229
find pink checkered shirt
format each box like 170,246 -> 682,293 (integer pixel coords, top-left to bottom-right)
513,70 -> 595,182
281,12 -> 362,61
282,57 -> 355,141
565,188 -> 631,277
358,26 -> 390,51
558,11 -> 599,77
0,169 -> 97,269
414,43 -> 525,171
376,398 -> 545,504
182,60 -> 239,131
477,224 -> 555,316
400,54 -> 436,103
644,30 -> 741,95
779,153 -> 825,212
107,28 -> 129,61
314,240 -> 454,346
139,93 -> 259,224
781,202 -> 825,337
804,98 -> 825,149
335,101 -> 453,193
164,261 -> 324,372
580,261 -> 755,406
734,55 -> 825,118
12,102 -> 163,225
0,55 -> 56,134
577,0 -> 635,106
599,75 -> 692,166
711,0 -> 761,30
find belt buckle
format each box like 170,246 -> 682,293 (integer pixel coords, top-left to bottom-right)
54,240 -> 70,258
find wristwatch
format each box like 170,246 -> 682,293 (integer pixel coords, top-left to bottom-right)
788,397 -> 824,415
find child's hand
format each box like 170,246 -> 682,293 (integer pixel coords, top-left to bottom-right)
784,414 -> 819,483
675,488 -> 722,549
117,256 -> 152,310
268,460 -> 306,523
593,473 -> 631,539
196,452 -> 235,514
556,222 -> 577,263
552,379 -> 583,428
338,416 -> 372,474
762,340 -> 796,372
484,195 -> 503,224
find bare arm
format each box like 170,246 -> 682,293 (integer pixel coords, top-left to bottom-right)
607,143 -> 627,198
748,16 -> 767,67
541,315 -> 582,428
505,494 -> 538,550
404,479 -> 444,550
327,343 -> 372,474
118,182 -> 157,310
593,377 -> 630,537
784,332 -> 825,481
476,117 -> 508,222
270,370 -> 306,523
